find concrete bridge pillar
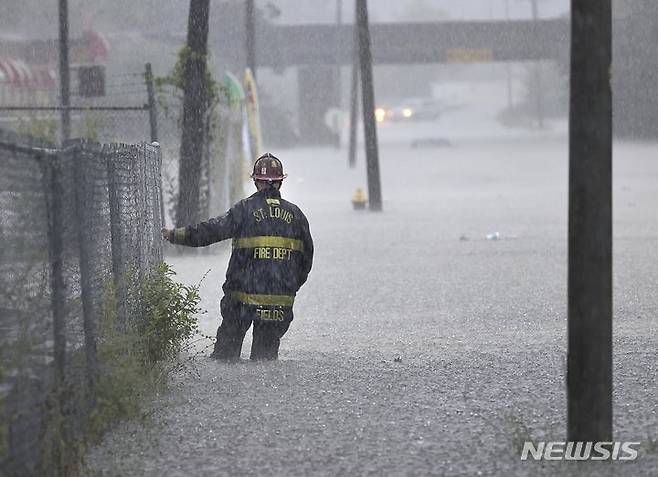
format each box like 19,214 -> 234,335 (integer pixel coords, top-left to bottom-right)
297,66 -> 340,145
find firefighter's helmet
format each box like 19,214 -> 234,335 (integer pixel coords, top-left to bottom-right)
251,152 -> 287,181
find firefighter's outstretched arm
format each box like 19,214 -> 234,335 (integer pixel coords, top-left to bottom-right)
163,209 -> 238,247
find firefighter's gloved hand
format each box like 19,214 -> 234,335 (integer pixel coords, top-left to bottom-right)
161,228 -> 172,242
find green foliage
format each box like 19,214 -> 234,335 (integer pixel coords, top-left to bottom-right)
154,46 -> 187,92
16,115 -> 57,143
154,45 -> 228,142
90,262 -> 201,436
155,46 -> 222,109
140,263 -> 201,363
80,111 -> 107,142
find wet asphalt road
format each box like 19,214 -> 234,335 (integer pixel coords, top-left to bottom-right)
86,135 -> 658,476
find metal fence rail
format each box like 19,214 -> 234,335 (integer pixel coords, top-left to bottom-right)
0,129 -> 163,476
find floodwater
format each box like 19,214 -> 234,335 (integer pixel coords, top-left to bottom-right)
86,117 -> 658,476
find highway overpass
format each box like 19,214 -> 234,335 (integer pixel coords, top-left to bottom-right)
253,19 -> 569,67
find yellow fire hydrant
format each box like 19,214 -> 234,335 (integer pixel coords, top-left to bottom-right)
352,188 -> 367,210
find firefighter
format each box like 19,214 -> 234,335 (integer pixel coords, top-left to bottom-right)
162,153 -> 314,360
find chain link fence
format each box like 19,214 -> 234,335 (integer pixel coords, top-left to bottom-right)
0,128 -> 163,476
14,72 -> 252,231
0,64 -> 247,232
0,68 -> 155,145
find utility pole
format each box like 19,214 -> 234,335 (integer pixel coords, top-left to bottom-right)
356,0 -> 382,211
347,3 -> 359,169
57,0 -> 71,143
246,0 -> 256,79
335,0 -> 343,107
176,0 -> 211,227
505,0 -> 514,111
531,0 -> 544,127
567,0 -> 613,443
332,0 -> 343,149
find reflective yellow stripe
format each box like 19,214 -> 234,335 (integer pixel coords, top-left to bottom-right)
233,236 -> 304,251
227,291 -> 295,307
174,227 -> 186,242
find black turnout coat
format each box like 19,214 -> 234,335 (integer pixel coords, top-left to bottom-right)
170,188 -> 313,305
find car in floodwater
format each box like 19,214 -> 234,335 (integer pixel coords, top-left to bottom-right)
385,98 -> 445,122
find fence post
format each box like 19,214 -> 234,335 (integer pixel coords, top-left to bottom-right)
152,144 -> 164,266
43,150 -> 68,474
145,62 -> 164,242
44,153 -> 66,387
145,63 -> 159,143
134,144 -> 149,283
71,145 -> 98,409
106,146 -> 128,330
144,72 -> 164,259
58,0 -> 71,142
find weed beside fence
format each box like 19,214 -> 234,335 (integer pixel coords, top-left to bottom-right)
0,129 -> 163,476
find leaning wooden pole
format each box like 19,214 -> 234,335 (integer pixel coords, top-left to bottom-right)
567,0 -> 613,442
356,0 -> 382,211
347,6 -> 359,169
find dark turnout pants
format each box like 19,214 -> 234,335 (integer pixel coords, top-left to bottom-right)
212,295 -> 293,360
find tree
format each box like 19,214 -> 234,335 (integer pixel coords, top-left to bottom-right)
176,0 -> 211,227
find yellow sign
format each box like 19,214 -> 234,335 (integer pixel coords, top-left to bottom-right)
244,68 -> 264,158
446,48 -> 494,64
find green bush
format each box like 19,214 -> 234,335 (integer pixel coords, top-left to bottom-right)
140,263 -> 201,363
91,262 -> 201,435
